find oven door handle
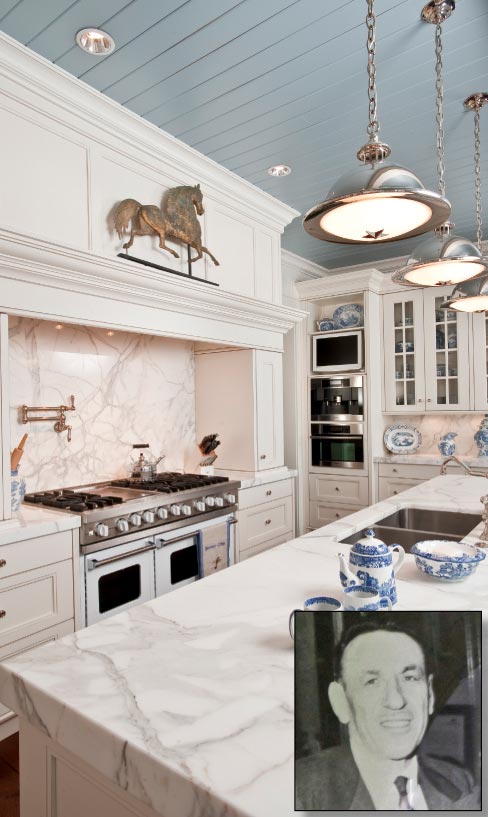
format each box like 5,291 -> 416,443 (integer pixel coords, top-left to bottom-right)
87,543 -> 156,570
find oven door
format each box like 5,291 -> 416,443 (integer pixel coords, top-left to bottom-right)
84,538 -> 156,626
154,514 -> 235,597
310,423 -> 364,469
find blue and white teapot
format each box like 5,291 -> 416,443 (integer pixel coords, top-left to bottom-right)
338,529 -> 405,606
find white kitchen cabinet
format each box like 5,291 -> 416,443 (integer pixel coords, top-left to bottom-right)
375,461 -> 466,500
195,348 -> 284,472
383,287 -> 470,412
236,477 -> 294,561
472,311 -> 488,411
308,474 -> 369,530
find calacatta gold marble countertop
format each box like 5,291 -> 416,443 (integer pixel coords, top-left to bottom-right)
0,475 -> 486,817
0,503 -> 80,546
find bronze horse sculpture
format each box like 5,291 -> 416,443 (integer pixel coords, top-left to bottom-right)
113,184 -> 219,266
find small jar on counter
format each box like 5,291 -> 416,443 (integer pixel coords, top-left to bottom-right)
11,470 -> 26,511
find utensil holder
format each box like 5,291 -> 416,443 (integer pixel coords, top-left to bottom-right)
11,470 -> 26,512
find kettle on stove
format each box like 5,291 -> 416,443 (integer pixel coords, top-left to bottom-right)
129,444 -> 165,481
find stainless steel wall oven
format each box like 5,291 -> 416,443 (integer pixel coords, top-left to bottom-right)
310,375 -> 365,469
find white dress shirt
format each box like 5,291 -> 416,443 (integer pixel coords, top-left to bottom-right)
351,736 -> 429,810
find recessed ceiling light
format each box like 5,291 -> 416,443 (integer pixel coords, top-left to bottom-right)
107,331 -> 115,337
76,28 -> 115,56
267,164 -> 291,177
55,324 -> 63,330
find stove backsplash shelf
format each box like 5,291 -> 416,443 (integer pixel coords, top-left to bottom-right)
20,395 -> 76,442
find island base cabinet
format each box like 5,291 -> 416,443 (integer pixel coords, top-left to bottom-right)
20,721 -> 159,817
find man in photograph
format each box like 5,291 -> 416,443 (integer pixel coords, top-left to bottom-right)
296,621 -> 480,810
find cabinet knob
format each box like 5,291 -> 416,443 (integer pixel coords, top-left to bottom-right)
266,490 -> 272,496
427,398 -> 432,403
0,559 -> 6,568
335,486 -> 340,492
265,519 -> 271,525
417,398 -> 423,403
393,491 -> 398,495
0,610 -> 6,618
335,513 -> 340,518
392,468 -> 398,473
260,454 -> 267,460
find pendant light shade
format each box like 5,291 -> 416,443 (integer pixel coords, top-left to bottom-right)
303,164 -> 450,244
391,227 -> 486,286
303,0 -> 450,245
442,275 -> 488,313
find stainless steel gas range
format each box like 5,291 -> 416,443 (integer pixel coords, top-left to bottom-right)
24,473 -> 240,626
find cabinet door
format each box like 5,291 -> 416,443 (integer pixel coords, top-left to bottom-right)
255,351 -> 284,470
383,291 -> 425,412
473,312 -> 488,410
423,288 -> 471,410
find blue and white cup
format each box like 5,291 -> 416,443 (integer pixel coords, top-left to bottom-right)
343,585 -> 392,611
289,595 -> 342,638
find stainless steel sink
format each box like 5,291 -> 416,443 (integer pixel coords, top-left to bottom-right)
339,509 -> 481,553
378,509 -> 480,538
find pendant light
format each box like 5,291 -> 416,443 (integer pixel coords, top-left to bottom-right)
303,0 -> 450,245
442,93 -> 488,311
392,1 -> 487,287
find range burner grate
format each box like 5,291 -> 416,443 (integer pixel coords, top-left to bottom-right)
24,489 -> 125,512
110,473 -> 229,492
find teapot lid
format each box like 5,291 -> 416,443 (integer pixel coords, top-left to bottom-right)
352,528 -> 389,555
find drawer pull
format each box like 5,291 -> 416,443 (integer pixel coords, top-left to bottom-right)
266,490 -> 272,496
0,610 -> 6,618
393,491 -> 398,495
335,513 -> 340,518
0,559 -> 6,568
335,486 -> 340,492
265,519 -> 272,525
392,468 -> 398,473
260,454 -> 267,460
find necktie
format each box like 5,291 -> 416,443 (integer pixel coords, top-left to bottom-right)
394,776 -> 414,810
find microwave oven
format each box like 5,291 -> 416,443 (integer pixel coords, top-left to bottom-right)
312,330 -> 363,373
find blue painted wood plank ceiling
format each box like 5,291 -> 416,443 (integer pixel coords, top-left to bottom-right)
1,0 -> 487,270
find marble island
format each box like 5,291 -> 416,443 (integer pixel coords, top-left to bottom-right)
0,475 -> 487,817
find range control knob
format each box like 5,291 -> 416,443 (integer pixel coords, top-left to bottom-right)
95,522 -> 109,537
129,513 -> 142,527
181,504 -> 192,516
157,507 -> 169,520
142,510 -> 155,524
225,493 -> 236,504
115,518 -> 129,534
194,500 -> 206,512
214,497 -> 224,508
205,496 -> 215,508
170,504 -> 182,516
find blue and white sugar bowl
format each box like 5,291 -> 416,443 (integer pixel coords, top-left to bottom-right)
11,470 -> 26,512
475,414 -> 488,457
338,528 -> 405,606
438,431 -> 457,457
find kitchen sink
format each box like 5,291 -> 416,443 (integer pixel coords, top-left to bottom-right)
339,509 -> 481,553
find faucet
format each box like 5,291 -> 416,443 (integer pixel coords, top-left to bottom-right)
439,455 -> 488,478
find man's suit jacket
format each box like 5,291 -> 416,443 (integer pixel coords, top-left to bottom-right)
296,741 -> 480,810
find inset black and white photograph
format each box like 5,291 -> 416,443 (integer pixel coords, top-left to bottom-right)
295,612 -> 481,811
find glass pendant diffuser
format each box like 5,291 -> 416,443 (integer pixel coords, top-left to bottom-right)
392,1 -> 486,287
303,0 -> 450,245
442,93 -> 488,311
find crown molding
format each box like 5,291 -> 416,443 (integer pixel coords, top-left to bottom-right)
281,249 -> 329,280
294,268 -> 385,300
0,228 -> 307,345
0,32 -> 299,234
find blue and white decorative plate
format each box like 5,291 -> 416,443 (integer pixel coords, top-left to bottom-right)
318,318 -> 335,331
384,424 -> 422,454
333,303 -> 364,329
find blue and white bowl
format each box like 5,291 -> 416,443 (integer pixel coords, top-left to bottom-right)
333,303 -> 364,329
318,318 -> 335,331
411,539 -> 486,582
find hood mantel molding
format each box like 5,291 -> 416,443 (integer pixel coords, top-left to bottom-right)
0,228 -> 306,351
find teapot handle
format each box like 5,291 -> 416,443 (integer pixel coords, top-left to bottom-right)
391,544 -> 405,574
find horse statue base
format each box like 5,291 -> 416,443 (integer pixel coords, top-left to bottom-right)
117,246 -> 219,287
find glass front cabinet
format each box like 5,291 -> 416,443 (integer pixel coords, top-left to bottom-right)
383,287 -> 471,412
472,311 -> 488,411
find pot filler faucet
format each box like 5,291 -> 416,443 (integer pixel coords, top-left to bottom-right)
439,455 -> 488,478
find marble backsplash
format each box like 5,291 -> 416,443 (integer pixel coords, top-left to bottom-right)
383,413 -> 486,457
9,318 -> 196,491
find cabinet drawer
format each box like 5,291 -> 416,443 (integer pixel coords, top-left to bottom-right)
378,477 -> 423,501
238,531 -> 292,562
309,474 -> 368,505
378,463 -> 444,480
0,559 -> 73,649
238,496 -> 293,552
0,530 -> 72,580
0,619 -> 74,722
238,478 -> 292,510
309,502 -> 361,529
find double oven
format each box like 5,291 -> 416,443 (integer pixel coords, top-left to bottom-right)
310,375 -> 365,470
81,513 -> 236,627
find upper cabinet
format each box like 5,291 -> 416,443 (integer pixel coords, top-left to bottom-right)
383,287 -> 472,412
195,348 -> 284,473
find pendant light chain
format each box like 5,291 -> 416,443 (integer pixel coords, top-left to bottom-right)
474,106 -> 483,250
435,23 -> 446,199
366,0 -> 379,139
